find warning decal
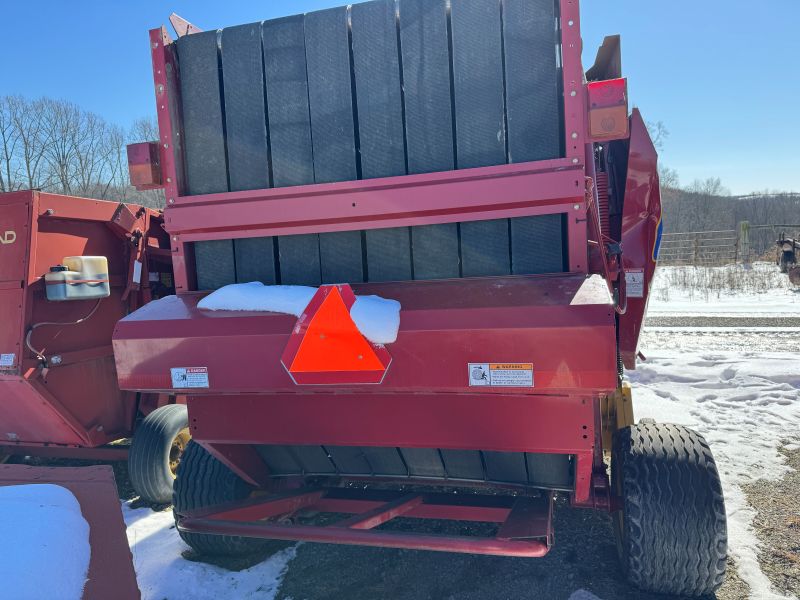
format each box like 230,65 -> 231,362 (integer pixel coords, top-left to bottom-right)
625,269 -> 645,298
468,363 -> 534,387
171,367 -> 210,389
0,353 -> 15,367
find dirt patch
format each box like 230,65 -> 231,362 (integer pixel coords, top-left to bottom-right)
742,444 -> 800,597
275,496 -> 746,600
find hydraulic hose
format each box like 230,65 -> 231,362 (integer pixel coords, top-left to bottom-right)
25,299 -> 103,366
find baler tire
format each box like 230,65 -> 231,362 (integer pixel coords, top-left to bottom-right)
612,423 -> 727,597
173,441 -> 268,556
129,404 -> 190,504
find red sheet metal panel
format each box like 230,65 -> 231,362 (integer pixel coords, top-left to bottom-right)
0,193 -> 29,283
0,288 -> 24,373
0,194 -> 30,373
0,374 -> 87,445
618,109 -> 662,367
114,273 -> 617,395
0,464 -> 140,600
189,392 -> 595,455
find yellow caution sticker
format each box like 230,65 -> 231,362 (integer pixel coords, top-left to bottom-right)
468,363 -> 534,387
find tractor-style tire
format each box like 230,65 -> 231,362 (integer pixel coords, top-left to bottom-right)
612,422 -> 727,597
129,404 -> 190,504
173,441 -> 269,556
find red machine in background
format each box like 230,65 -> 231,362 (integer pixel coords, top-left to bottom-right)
0,191 -> 188,503
116,0 -> 725,596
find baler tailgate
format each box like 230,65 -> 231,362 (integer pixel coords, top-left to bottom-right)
177,486 -> 554,558
114,273 -> 617,394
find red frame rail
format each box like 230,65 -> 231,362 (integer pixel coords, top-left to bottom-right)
177,487 -> 554,558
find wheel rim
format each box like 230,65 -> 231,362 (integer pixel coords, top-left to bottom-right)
169,428 -> 191,478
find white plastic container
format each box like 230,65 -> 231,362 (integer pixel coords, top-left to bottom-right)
45,256 -> 110,302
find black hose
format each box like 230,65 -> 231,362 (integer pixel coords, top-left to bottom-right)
25,299 -> 103,366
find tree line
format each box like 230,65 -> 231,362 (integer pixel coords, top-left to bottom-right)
1,99 -> 795,245
648,121 -> 799,254
0,95 -> 163,208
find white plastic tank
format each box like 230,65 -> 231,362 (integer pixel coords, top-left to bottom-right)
45,256 -> 111,302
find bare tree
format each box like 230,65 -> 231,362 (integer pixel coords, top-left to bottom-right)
41,98 -> 82,194
687,177 -> 730,198
9,96 -> 51,190
646,120 -> 669,152
658,165 -> 679,190
0,97 -> 21,192
129,116 -> 160,143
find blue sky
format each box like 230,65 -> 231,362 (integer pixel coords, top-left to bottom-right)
3,1 -> 797,194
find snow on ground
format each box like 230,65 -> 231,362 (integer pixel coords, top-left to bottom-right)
124,503 -> 297,600
640,262 -> 800,599
649,262 -> 800,314
0,484 -> 90,600
629,351 -> 800,600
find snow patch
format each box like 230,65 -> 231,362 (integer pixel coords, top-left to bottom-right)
124,503 -> 297,600
629,351 -> 800,600
350,295 -> 401,344
198,283 -> 401,344
0,484 -> 90,600
197,283 -> 316,317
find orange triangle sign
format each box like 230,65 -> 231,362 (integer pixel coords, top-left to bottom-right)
289,287 -> 385,373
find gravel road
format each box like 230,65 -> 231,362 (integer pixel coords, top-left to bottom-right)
646,315 -> 800,328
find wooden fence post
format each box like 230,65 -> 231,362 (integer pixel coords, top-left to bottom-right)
738,221 -> 750,265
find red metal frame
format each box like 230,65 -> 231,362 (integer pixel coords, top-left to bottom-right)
177,487 -> 554,558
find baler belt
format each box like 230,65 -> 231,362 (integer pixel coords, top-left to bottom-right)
176,30 -> 228,195
263,15 -> 316,188
194,214 -> 566,288
304,7 -> 359,184
176,0 -> 562,195
221,23 -> 270,192
352,0 -> 407,179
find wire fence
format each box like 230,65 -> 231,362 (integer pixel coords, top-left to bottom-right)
658,223 -> 800,266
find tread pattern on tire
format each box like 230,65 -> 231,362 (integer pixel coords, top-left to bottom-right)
129,404 -> 188,504
613,423 -> 727,597
173,441 -> 268,556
